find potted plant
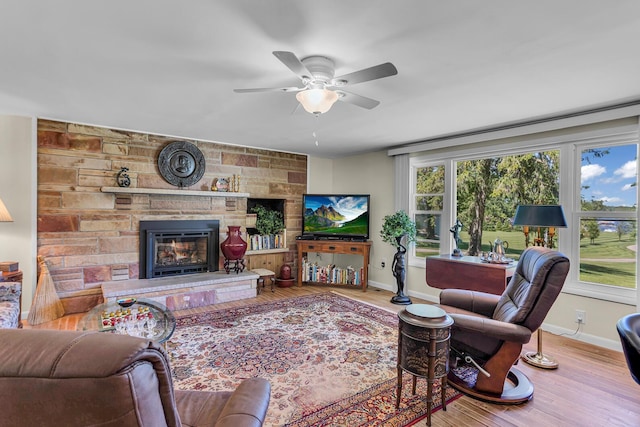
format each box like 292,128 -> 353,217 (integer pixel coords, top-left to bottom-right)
250,205 -> 285,250
380,210 -> 417,305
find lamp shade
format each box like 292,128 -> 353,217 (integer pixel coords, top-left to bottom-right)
513,205 -> 567,227
296,89 -> 339,114
0,198 -> 13,222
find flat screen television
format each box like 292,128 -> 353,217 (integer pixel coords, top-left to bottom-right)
302,194 -> 370,240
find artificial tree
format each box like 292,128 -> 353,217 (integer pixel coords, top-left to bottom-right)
380,210 -> 417,305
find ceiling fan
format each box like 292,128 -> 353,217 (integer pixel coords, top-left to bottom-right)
233,51 -> 398,115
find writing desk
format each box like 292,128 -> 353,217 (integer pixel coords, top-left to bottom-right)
425,255 -> 516,295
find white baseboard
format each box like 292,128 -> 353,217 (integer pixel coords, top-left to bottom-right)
542,323 -> 622,352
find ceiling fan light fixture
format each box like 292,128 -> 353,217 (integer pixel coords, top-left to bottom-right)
296,88 -> 339,115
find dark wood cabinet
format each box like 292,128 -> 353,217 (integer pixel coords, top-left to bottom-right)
426,255 -> 515,295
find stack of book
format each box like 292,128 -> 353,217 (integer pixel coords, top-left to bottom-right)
301,257 -> 363,286
248,232 -> 286,251
0,261 -> 18,272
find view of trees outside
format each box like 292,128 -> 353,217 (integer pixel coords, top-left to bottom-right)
455,151 -> 560,256
414,165 -> 444,256
414,144 -> 637,289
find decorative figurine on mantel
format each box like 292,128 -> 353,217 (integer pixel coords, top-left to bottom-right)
212,177 -> 229,192
450,219 -> 463,257
116,167 -> 131,188
230,174 -> 240,192
211,175 -> 241,192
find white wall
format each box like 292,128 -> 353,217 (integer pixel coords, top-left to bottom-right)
330,151 -> 406,291
307,156 -> 334,193
0,115 -> 37,319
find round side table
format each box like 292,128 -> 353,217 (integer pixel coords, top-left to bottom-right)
395,304 -> 453,427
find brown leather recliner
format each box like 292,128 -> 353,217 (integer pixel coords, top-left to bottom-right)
0,329 -> 270,427
438,246 -> 569,404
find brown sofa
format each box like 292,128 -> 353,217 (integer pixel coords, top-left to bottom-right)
0,329 -> 270,426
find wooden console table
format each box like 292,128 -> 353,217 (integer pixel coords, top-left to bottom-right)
426,255 -> 516,295
296,240 -> 371,291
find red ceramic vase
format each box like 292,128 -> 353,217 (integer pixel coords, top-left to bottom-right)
220,226 -> 247,260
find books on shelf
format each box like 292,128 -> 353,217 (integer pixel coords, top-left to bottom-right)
0,262 -> 18,272
301,257 -> 363,286
248,230 -> 287,251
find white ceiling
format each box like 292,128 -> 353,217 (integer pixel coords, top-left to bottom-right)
2,1 -> 640,158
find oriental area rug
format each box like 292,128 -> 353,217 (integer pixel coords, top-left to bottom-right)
167,292 -> 461,426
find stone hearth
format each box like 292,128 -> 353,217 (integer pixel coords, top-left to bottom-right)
101,271 -> 259,311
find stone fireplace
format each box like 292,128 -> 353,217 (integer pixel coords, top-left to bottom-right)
139,220 -> 219,279
106,218 -> 259,312
36,119 -> 307,313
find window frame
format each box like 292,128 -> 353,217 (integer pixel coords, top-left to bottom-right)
562,139 -> 639,304
408,160 -> 449,266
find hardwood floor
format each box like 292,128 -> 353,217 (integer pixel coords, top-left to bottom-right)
26,285 -> 640,426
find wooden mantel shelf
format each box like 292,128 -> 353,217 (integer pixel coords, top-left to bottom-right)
100,186 -> 249,198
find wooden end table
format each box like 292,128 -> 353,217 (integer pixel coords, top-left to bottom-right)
396,304 -> 453,427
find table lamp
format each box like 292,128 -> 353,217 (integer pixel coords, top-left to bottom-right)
512,204 -> 567,369
513,204 -> 566,249
0,198 -> 13,222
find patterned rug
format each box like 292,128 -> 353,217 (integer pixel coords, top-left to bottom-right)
167,292 -> 461,426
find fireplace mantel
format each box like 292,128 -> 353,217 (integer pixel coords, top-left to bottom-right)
101,186 -> 249,198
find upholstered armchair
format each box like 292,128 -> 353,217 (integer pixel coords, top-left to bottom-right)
438,246 -> 569,404
0,329 -> 271,426
617,313 -> 640,385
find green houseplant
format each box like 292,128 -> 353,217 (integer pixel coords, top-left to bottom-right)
380,210 -> 416,304
251,205 -> 284,236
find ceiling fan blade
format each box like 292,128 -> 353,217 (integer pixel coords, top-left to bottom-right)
336,91 -> 380,110
233,86 -> 303,93
273,51 -> 313,81
333,62 -> 398,86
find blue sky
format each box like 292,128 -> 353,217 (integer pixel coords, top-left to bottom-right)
581,144 -> 637,207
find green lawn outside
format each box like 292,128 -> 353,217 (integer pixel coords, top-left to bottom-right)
416,229 -> 637,289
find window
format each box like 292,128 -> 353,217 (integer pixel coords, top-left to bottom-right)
455,151 -> 560,258
407,120 -> 640,304
411,163 -> 445,259
573,143 -> 638,297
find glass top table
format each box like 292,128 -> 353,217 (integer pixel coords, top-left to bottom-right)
77,298 -> 176,344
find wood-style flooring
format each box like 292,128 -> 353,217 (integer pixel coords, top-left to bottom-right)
25,285 -> 640,427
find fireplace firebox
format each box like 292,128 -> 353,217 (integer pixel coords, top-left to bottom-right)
139,220 -> 219,279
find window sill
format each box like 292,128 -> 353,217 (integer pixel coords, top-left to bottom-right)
563,282 -> 636,306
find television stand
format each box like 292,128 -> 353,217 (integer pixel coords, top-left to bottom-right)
296,240 -> 372,291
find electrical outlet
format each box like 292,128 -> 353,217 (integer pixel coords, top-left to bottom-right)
380,258 -> 387,269
575,310 -> 586,324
